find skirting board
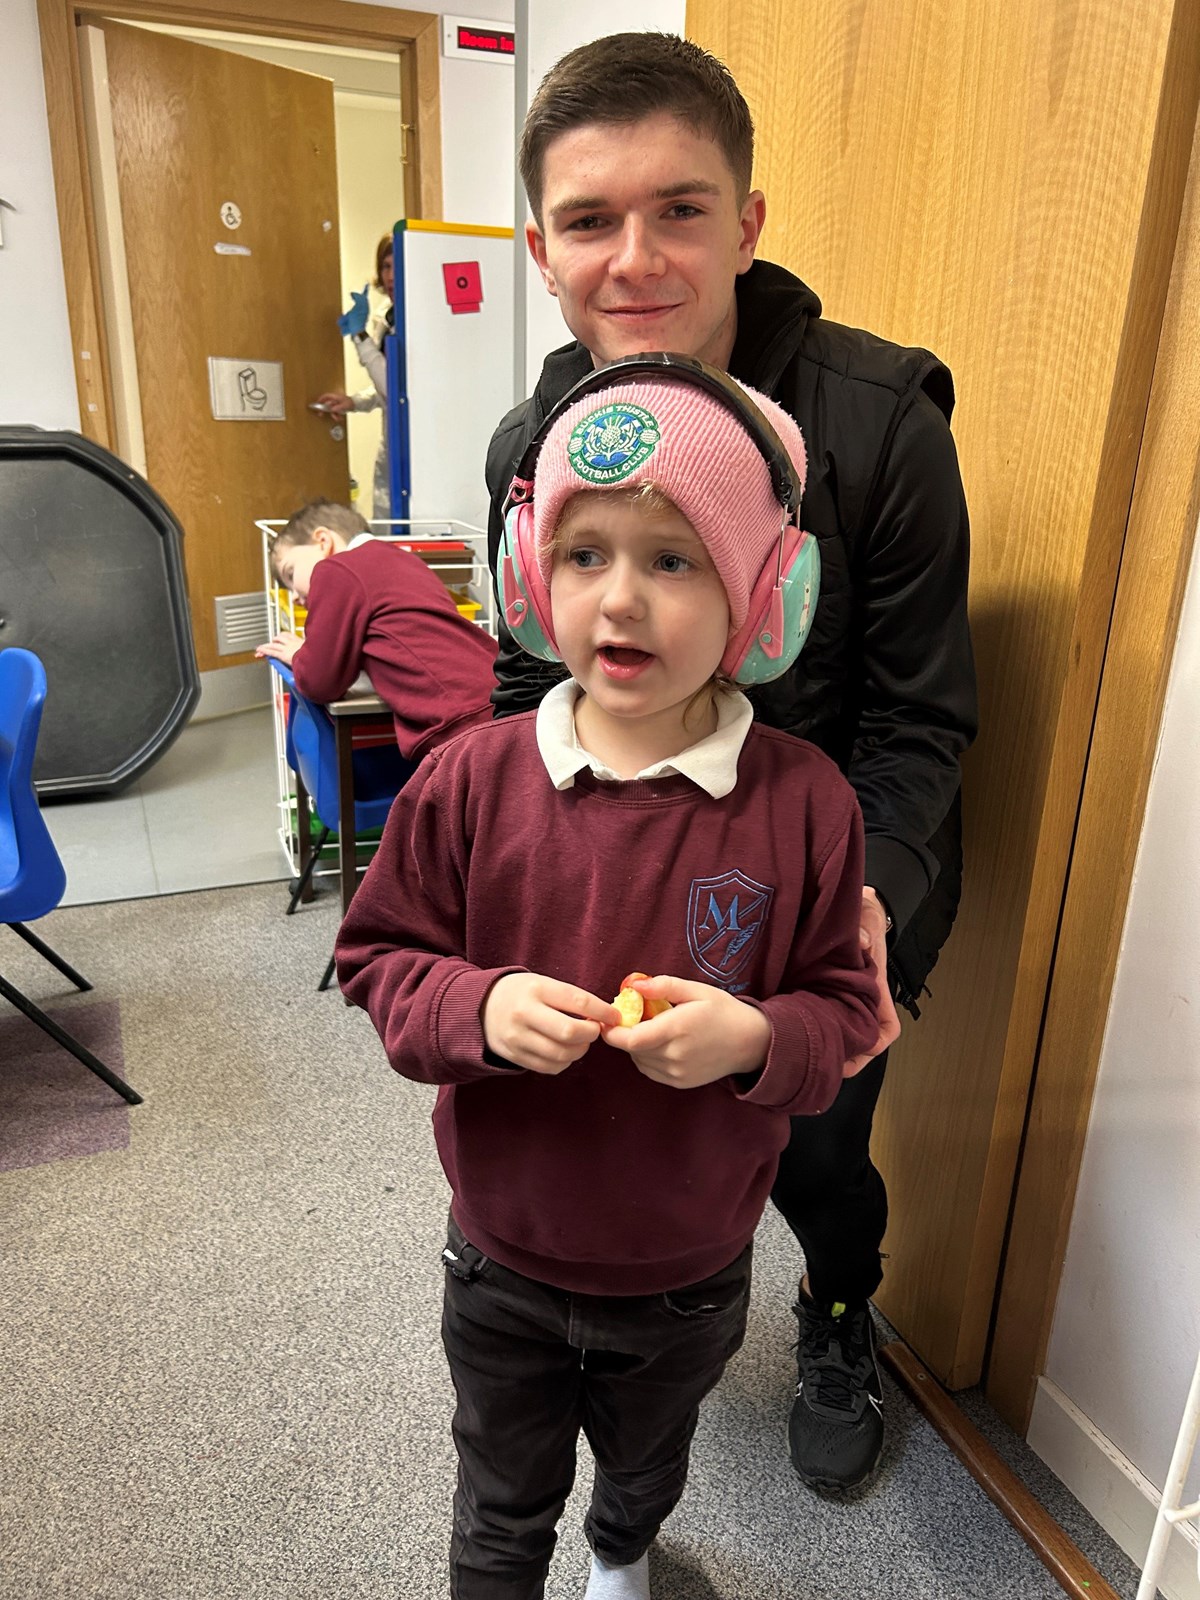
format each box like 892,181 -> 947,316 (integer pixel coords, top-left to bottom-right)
1028,1377 -> 1200,1600
196,661 -> 272,721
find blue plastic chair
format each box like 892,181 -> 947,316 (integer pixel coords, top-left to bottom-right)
268,659 -> 415,987
0,648 -> 141,1104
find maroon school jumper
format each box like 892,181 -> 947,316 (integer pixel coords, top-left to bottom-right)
336,712 -> 878,1295
291,539 -> 498,762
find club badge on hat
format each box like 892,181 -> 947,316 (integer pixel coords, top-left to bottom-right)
568,403 -> 661,485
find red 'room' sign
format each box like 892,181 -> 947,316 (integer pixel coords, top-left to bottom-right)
456,24 -> 515,55
441,15 -> 516,63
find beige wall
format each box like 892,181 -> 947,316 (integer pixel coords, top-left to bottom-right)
333,95 -> 404,513
2,0 -> 80,429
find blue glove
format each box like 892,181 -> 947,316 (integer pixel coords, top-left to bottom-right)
338,285 -> 371,338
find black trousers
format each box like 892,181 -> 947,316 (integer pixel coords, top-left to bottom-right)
440,1215 -> 752,1600
769,1050 -> 889,1304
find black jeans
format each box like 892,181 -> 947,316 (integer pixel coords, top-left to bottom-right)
769,1051 -> 889,1303
440,1215 -> 752,1600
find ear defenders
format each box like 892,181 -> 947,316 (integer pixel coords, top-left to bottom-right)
497,351 -> 820,687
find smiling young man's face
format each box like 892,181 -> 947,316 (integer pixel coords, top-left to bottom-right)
526,112 -> 765,370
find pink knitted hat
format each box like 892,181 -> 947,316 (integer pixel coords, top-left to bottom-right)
531,374 -> 808,631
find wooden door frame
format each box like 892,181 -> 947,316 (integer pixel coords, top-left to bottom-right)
36,0 -> 443,453
985,89 -> 1200,1431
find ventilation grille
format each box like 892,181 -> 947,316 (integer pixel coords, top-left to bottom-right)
214,591 -> 271,656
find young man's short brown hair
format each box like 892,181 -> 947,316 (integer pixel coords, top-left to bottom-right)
519,33 -> 755,227
270,499 -> 369,577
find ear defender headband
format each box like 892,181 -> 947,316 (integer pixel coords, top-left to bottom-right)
497,351 -> 820,687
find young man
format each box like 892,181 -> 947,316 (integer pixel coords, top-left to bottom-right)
485,32 -> 977,1492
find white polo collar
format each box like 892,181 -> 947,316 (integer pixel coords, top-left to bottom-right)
535,678 -> 752,799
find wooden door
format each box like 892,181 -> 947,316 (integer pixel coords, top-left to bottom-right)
94,20 -> 350,673
686,0 -> 1200,1389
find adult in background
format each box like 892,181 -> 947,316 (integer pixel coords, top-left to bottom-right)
315,233 -> 396,518
485,32 -> 977,1494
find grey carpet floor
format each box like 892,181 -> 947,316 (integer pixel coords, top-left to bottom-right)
0,885 -> 1145,1600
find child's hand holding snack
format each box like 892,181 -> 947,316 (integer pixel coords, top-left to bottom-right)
602,973 -> 772,1089
483,973 -> 620,1075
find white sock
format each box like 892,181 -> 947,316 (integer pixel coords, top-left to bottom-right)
583,1549 -> 650,1600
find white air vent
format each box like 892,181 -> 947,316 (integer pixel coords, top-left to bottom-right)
214,591 -> 271,655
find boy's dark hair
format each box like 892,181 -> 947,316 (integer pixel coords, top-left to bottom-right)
271,499 -> 369,576
519,33 -> 755,227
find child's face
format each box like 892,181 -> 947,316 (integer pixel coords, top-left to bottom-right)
550,493 -> 729,735
273,528 -> 340,603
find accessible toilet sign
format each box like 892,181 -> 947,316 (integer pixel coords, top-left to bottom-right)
207,358 -> 285,421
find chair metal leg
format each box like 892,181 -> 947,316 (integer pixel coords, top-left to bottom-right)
0,970 -> 142,1105
318,953 -> 337,992
294,772 -> 316,906
9,922 -> 92,992
335,716 -> 358,913
287,825 -> 330,915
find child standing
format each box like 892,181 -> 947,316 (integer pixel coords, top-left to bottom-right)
336,360 -> 880,1599
258,500 -> 497,763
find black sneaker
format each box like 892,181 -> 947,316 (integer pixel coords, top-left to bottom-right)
788,1288 -> 884,1491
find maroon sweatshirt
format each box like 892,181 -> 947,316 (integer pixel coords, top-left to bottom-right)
336,714 -> 879,1295
292,539 -> 498,762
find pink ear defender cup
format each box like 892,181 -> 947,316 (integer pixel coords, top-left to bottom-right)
500,488 -> 558,661
497,352 -> 820,685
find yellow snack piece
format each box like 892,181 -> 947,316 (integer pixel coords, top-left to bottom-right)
612,987 -> 644,1027
619,971 -> 672,1020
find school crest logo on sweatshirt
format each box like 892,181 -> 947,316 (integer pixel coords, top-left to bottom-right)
687,870 -> 774,989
